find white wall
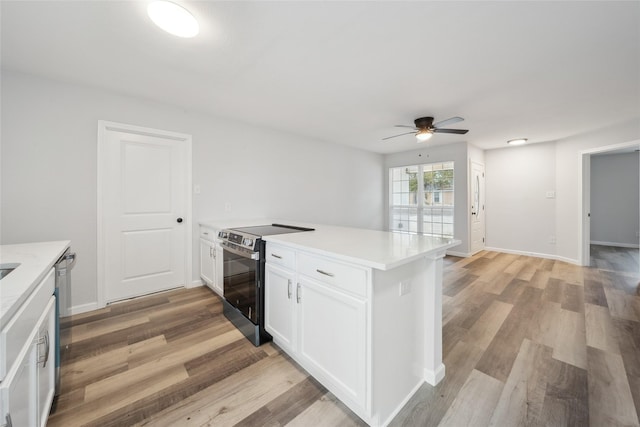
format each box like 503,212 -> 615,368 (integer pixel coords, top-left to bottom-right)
484,119 -> 640,263
384,142 -> 471,255
485,142 -> 557,257
555,120 -> 640,263
590,152 -> 640,246
1,70 -> 384,313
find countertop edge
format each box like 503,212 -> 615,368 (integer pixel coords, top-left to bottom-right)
0,240 -> 71,328
264,236 -> 461,271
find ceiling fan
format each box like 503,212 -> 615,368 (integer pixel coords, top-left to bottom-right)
383,116 -> 469,142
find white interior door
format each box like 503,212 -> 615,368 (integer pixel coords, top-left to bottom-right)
99,122 -> 191,304
470,161 -> 485,254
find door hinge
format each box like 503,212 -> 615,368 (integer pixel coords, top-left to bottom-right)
483,237 -> 485,243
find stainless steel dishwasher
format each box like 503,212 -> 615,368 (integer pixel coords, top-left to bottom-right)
54,248 -> 76,396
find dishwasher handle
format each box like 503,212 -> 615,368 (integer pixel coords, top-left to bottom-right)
64,252 -> 77,270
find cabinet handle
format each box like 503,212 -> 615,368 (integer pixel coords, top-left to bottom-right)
212,248 -> 216,259
203,232 -> 209,235
316,269 -> 334,277
38,331 -> 50,368
296,283 -> 301,303
287,279 -> 292,299
43,330 -> 50,367
271,253 -> 283,259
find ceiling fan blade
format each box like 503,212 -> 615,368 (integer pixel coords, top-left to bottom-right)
433,116 -> 464,128
394,125 -> 417,129
433,128 -> 469,134
382,131 -> 416,140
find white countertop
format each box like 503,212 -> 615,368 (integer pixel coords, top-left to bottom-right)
200,219 -> 459,271
263,224 -> 459,270
0,241 -> 70,328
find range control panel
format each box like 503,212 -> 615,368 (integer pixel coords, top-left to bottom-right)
218,230 -> 258,252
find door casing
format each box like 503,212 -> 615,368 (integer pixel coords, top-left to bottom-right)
469,160 -> 486,255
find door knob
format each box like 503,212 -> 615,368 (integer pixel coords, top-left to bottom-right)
177,217 -> 183,223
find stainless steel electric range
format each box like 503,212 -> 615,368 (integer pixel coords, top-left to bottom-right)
217,223 -> 314,346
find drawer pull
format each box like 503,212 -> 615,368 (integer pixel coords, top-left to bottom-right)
287,279 -> 292,299
316,269 -> 334,277
203,232 -> 209,235
297,283 -> 301,303
271,253 -> 283,259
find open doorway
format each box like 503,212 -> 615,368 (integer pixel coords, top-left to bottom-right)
581,140 -> 640,276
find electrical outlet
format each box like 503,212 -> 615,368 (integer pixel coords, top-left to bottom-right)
399,280 -> 411,296
194,185 -> 201,194
225,202 -> 232,212
546,191 -> 556,199
549,236 -> 556,244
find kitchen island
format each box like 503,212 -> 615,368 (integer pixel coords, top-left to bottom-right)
261,224 -> 459,427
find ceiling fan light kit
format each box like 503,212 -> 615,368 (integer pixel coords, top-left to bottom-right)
415,129 -> 433,142
383,116 -> 469,142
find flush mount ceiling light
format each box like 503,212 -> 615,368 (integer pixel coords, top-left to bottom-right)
415,129 -> 434,142
147,1 -> 199,38
507,138 -> 528,146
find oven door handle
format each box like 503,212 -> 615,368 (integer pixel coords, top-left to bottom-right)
221,241 -> 260,260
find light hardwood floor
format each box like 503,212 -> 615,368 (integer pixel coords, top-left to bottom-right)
49,247 -> 640,426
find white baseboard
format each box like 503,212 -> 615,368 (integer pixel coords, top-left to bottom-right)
424,363 -> 446,386
591,240 -> 640,249
66,302 -> 99,316
484,246 -> 581,266
189,279 -> 204,288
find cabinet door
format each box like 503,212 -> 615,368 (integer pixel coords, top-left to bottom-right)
264,264 -> 296,353
199,239 -> 215,285
1,336 -> 37,427
297,278 -> 367,408
36,298 -> 56,427
211,244 -> 222,296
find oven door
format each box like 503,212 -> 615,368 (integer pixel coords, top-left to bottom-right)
222,244 -> 259,323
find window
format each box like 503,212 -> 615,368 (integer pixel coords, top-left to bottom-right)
389,161 -> 454,238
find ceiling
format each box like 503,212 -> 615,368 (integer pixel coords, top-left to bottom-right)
1,1 -> 639,154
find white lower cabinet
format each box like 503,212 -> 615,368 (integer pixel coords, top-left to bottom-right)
36,299 -> 56,426
1,267 -> 56,427
199,238 -> 216,285
297,277 -> 367,408
264,245 -> 369,421
264,264 -> 296,353
2,344 -> 34,427
1,297 -> 55,427
199,226 -> 222,296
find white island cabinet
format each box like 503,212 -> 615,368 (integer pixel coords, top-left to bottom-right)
263,226 -> 459,427
1,241 -> 70,427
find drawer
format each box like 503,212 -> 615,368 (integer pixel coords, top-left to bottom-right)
265,244 -> 296,270
200,227 -> 216,242
0,267 -> 55,381
298,252 -> 368,297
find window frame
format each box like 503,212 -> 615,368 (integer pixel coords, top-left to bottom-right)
388,161 -> 454,238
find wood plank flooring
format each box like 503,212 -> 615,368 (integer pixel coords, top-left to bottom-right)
49,246 -> 640,426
